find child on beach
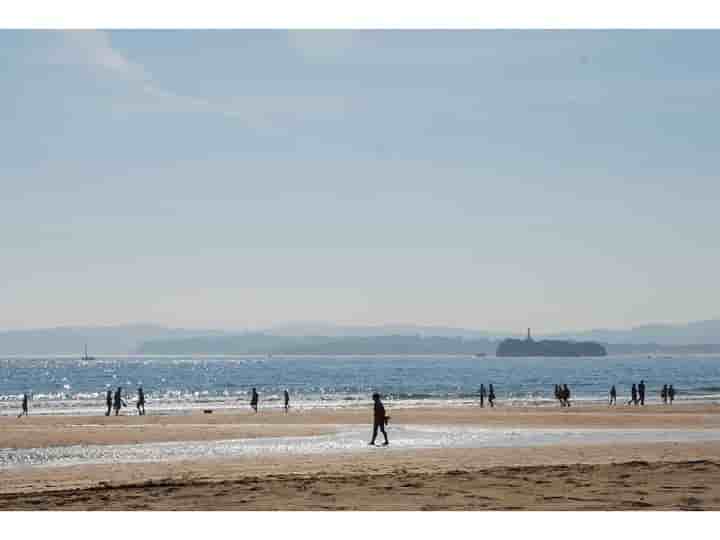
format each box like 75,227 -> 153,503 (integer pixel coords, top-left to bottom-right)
369,392 -> 389,446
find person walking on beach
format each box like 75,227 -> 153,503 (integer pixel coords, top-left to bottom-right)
661,384 -> 668,404
554,384 -> 561,406
369,392 -> 389,446
105,389 -> 112,416
668,385 -> 676,404
609,385 -> 617,406
638,380 -> 646,406
629,384 -> 638,406
113,387 -> 126,416
19,393 -> 29,417
479,384 -> 486,408
250,388 -> 259,413
488,384 -> 496,408
562,384 -> 571,407
284,389 -> 290,413
136,387 -> 146,416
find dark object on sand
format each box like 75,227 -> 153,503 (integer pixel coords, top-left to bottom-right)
203,409 -> 213,414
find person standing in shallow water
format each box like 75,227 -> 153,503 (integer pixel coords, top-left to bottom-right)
105,389 -> 112,416
250,388 -> 259,413
369,392 -> 389,446
609,385 -> 617,406
136,387 -> 146,416
284,389 -> 290,413
479,384 -> 486,408
488,384 -> 496,407
638,380 -> 646,406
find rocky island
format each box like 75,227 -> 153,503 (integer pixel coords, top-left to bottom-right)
496,329 -> 607,357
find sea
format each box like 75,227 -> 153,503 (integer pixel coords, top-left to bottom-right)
2,354 -> 720,416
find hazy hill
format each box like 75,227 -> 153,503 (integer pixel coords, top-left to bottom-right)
0,325 -> 227,355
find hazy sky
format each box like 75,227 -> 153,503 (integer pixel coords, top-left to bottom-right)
2,30 -> 719,333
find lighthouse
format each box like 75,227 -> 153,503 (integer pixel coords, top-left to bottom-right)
526,328 -> 532,341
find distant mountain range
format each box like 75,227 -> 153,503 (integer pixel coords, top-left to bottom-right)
2,319 -> 720,355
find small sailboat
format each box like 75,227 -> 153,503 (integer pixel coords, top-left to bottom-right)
82,344 -> 96,361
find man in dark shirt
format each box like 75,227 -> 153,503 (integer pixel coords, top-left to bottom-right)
369,392 -> 389,446
638,380 -> 646,406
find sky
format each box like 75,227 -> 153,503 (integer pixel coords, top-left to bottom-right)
2,30 -> 720,333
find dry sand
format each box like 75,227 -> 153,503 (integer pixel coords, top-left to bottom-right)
1,403 -> 719,510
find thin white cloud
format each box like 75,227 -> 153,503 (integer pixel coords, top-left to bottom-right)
53,30 -> 348,126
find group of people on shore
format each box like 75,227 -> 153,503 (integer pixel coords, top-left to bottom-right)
608,380 -> 676,406
554,384 -> 572,407
478,383 -> 496,407
104,387 -> 143,416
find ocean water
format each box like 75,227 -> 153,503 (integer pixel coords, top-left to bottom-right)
1,354 -> 720,416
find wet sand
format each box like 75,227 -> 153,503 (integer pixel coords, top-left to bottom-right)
1,404 -> 719,510
2,402 -> 718,449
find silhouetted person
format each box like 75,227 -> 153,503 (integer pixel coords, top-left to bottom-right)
668,385 -> 676,404
609,385 -> 617,406
19,393 -> 29,417
638,380 -> 646,406
105,389 -> 112,416
479,384 -> 486,408
488,384 -> 496,407
562,384 -> 571,407
629,384 -> 638,406
113,387 -> 126,416
661,384 -> 668,404
554,384 -> 562,406
250,388 -> 258,413
369,392 -> 389,446
136,387 -> 146,416
284,389 -> 290,413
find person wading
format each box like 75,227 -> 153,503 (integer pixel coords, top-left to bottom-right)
369,392 -> 389,446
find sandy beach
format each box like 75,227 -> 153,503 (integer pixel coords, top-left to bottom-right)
2,403 -> 720,510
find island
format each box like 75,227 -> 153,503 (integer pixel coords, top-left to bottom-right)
496,329 -> 607,357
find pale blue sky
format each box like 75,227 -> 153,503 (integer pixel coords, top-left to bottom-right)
2,30 -> 719,332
